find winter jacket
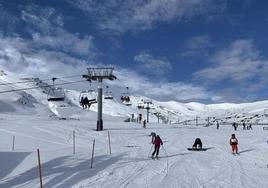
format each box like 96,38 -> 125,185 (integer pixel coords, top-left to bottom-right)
230,138 -> 238,145
153,136 -> 163,148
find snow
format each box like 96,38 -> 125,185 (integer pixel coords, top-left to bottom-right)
1,73 -> 268,187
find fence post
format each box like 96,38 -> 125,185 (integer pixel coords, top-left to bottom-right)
73,130 -> 75,154
12,136 -> 15,151
91,139 -> 95,168
37,149 -> 43,188
108,131 -> 111,154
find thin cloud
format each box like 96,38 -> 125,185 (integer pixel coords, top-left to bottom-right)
68,0 -> 225,34
32,32 -> 98,58
181,35 -> 213,57
134,52 -> 172,76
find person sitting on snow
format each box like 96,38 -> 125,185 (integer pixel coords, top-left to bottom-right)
192,138 -> 202,149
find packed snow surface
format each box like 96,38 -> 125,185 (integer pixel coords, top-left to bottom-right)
0,113 -> 268,188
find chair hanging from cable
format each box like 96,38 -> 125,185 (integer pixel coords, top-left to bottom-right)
104,86 -> 113,100
121,86 -> 132,106
47,77 -> 65,102
79,89 -> 97,109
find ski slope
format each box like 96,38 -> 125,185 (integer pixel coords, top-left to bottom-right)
1,72 -> 268,187
0,113 -> 268,188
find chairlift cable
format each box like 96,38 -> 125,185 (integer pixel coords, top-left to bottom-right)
0,80 -> 87,94
0,74 -> 82,86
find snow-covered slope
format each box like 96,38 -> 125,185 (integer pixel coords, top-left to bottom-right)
1,71 -> 268,188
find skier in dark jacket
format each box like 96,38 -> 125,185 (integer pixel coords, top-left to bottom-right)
152,135 -> 163,159
192,138 -> 202,149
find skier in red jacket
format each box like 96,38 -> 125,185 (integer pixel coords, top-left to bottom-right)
152,135 -> 163,159
230,134 -> 238,154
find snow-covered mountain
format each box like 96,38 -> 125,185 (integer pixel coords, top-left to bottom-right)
1,70 -> 268,125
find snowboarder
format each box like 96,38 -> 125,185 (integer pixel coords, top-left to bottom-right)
192,138 -> 202,149
230,134 -> 238,154
152,135 -> 163,159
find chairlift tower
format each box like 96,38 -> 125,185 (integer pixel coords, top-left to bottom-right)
144,100 -> 153,123
83,68 -> 116,131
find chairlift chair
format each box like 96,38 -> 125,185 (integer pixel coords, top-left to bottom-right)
121,87 -> 132,106
79,90 -> 97,109
104,86 -> 113,100
137,99 -> 145,109
47,77 -> 65,101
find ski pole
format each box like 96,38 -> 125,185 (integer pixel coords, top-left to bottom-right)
162,145 -> 169,157
161,145 -> 169,174
148,144 -> 153,158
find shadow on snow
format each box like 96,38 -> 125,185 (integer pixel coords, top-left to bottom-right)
0,154 -> 124,188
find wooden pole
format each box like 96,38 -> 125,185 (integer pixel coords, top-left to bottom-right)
73,130 -> 75,155
37,149 -> 43,188
12,136 -> 15,151
91,139 -> 95,168
108,131 -> 111,154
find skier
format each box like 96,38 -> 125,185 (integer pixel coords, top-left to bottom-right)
232,122 -> 237,131
138,114 -> 142,124
216,122 -> 219,129
143,119 -> 146,128
192,138 -> 202,149
152,135 -> 163,159
249,124 -> 253,130
242,122 -> 246,130
229,134 -> 238,154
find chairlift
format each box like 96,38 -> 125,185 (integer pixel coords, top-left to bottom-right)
79,89 -> 97,109
104,86 -> 113,100
47,77 -> 65,102
121,87 -> 132,106
137,99 -> 145,109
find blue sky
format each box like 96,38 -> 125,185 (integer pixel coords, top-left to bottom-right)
1,0 -> 268,103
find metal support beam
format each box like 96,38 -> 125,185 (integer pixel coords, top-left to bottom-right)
97,80 -> 103,131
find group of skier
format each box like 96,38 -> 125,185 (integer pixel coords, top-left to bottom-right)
232,122 -> 252,131
149,131 -> 240,158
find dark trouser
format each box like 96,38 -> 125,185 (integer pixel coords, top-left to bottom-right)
152,146 -> 160,156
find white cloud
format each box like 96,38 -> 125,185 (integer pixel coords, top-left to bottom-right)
194,39 -> 268,91
134,52 -> 171,76
68,0 -> 224,34
0,36 -> 88,77
18,4 -> 99,58
32,32 -> 98,58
